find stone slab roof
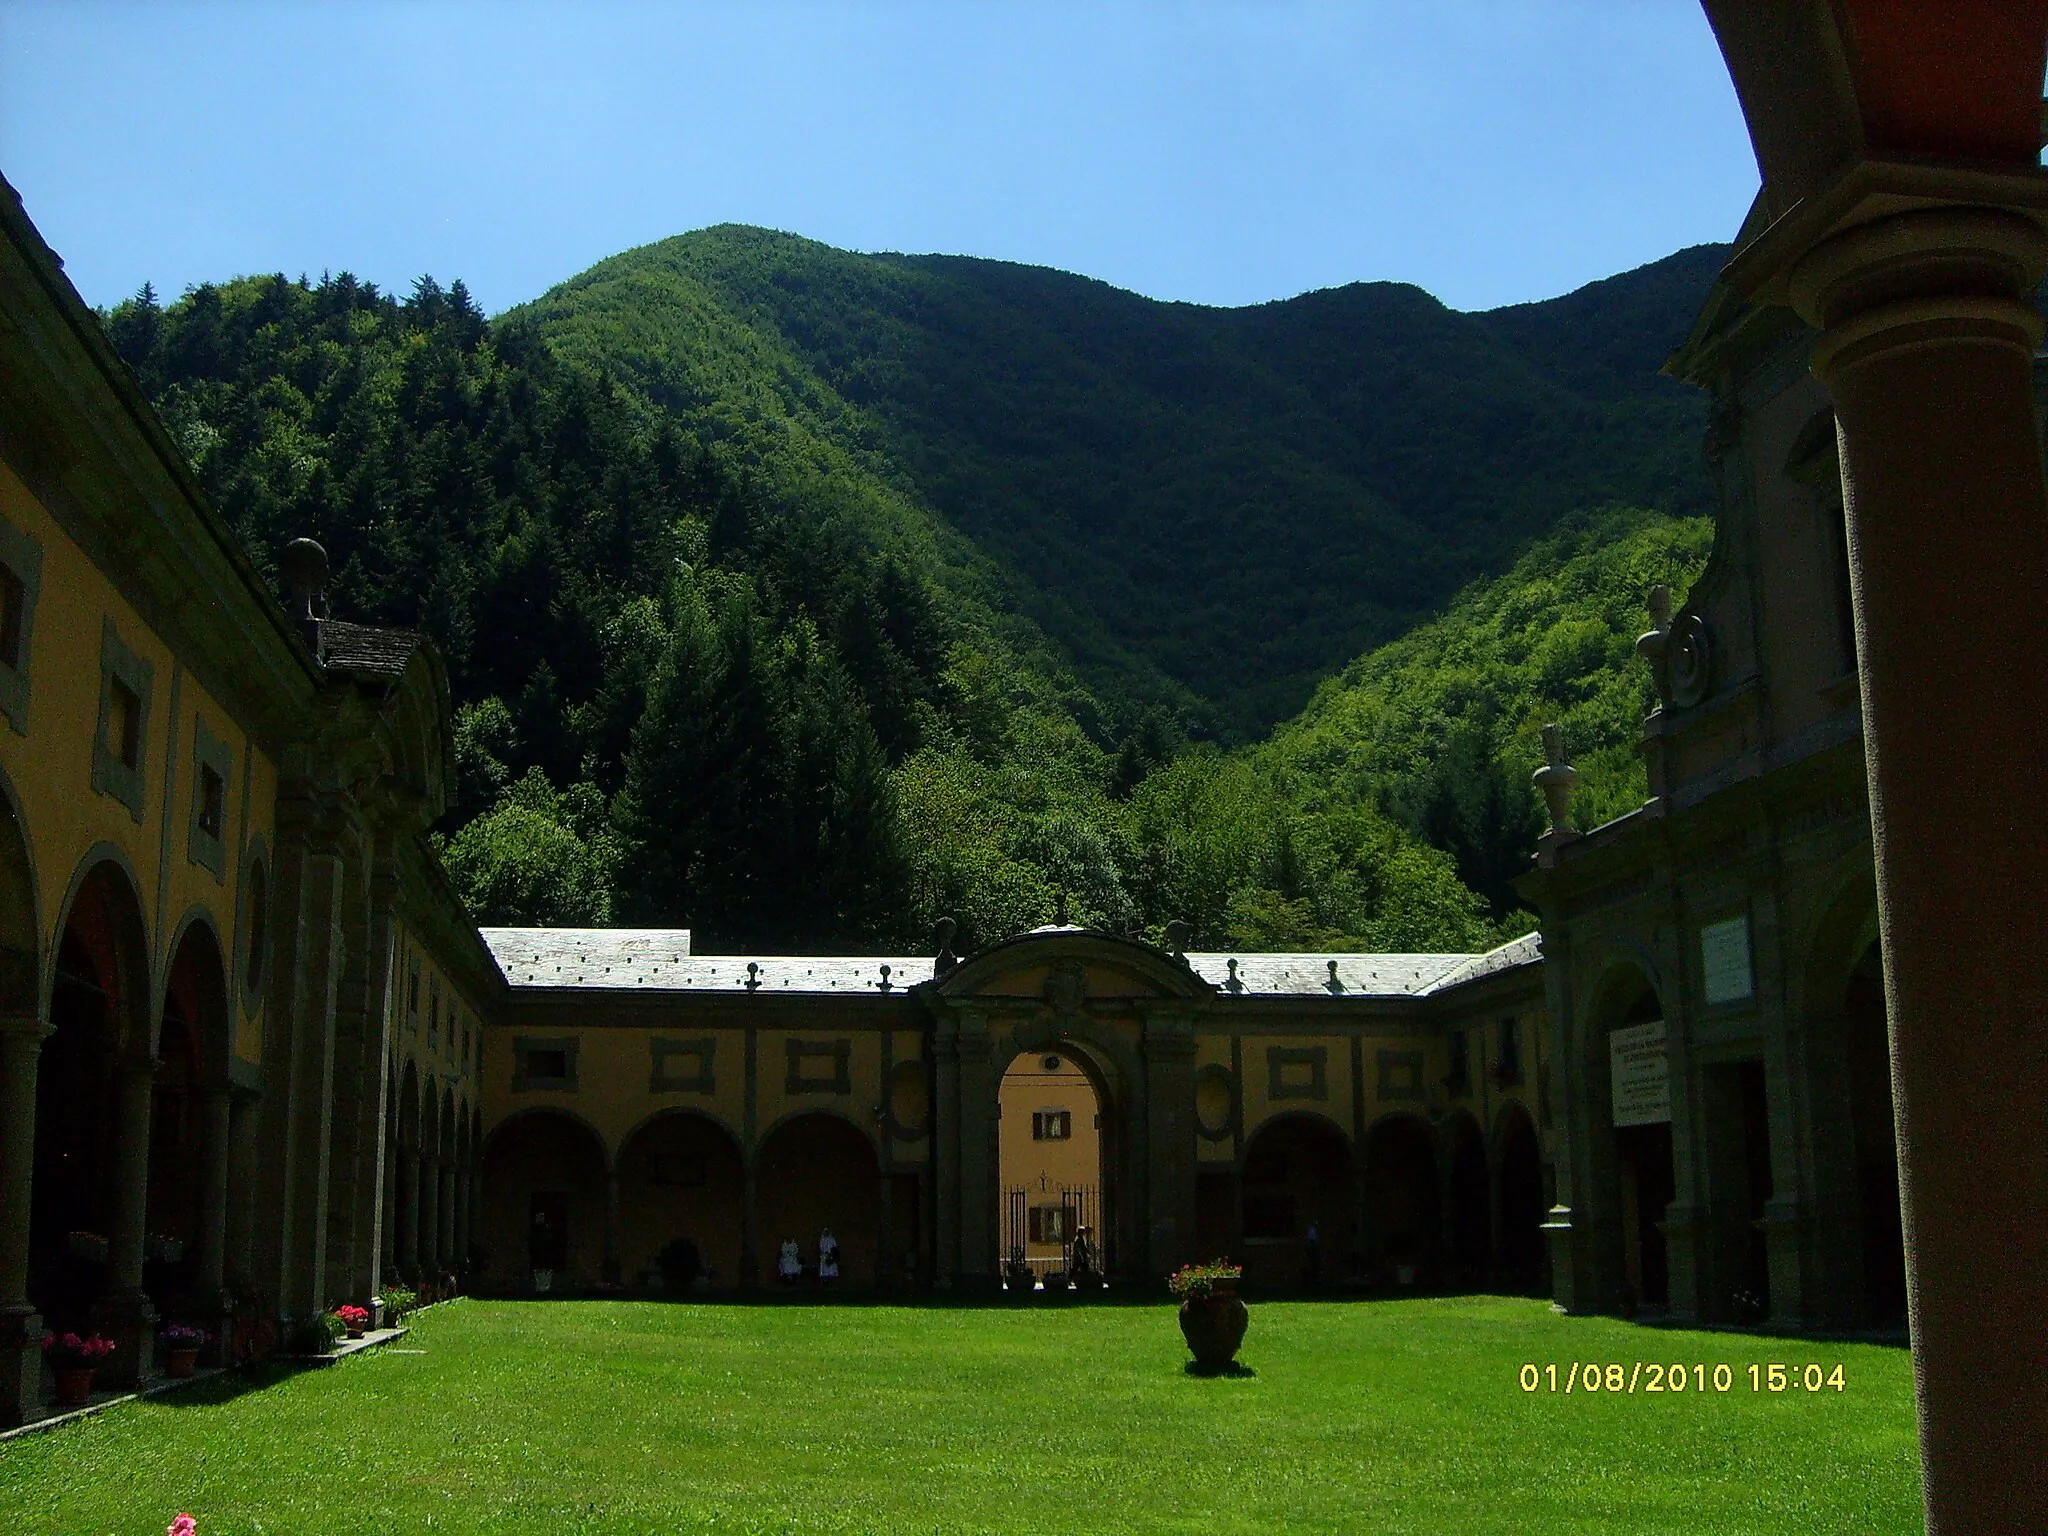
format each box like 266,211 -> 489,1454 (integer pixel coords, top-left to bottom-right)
1417,930 -> 1544,995
482,927 -> 1544,999
318,619 -> 421,677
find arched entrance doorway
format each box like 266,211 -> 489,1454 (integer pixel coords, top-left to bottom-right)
1844,942 -> 1905,1325
1240,1114 -> 1352,1291
1444,1110 -> 1489,1287
480,1110 -> 608,1293
615,1111 -> 745,1292
1605,975 -> 1674,1311
144,919 -> 230,1318
1365,1114 -> 1439,1287
998,1049 -> 1105,1286
30,859 -> 150,1343
1495,1101 -> 1546,1294
755,1113 -> 879,1288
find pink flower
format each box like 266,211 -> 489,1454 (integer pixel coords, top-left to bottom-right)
167,1515 -> 197,1536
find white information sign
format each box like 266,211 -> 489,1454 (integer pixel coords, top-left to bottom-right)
1701,915 -> 1754,1006
1610,1019 -> 1671,1127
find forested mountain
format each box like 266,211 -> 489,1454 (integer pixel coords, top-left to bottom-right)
513,233 -> 1727,736
98,234 -> 1723,953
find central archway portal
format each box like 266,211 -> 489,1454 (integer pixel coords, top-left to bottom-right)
999,1050 -> 1107,1286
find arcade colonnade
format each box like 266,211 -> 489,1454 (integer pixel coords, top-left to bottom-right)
0,177 -> 492,1424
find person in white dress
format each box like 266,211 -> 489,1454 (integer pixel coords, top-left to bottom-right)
817,1228 -> 840,1286
778,1237 -> 801,1285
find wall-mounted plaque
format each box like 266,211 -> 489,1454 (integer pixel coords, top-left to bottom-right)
1610,1020 -> 1671,1127
1701,915 -> 1754,1006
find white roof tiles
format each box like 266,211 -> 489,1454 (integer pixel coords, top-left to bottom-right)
479,929 -> 1542,998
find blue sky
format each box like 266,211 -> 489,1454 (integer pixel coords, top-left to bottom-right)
0,2 -> 1759,317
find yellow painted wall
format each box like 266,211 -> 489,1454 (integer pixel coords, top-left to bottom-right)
0,457 -> 277,1063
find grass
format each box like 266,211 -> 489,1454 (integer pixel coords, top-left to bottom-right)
0,1296 -> 1922,1535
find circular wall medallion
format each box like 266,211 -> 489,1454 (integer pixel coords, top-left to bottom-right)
1667,613 -> 1714,708
1041,1054 -> 1062,1072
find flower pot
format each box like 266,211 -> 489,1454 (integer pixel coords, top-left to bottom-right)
163,1348 -> 199,1379
52,1367 -> 95,1407
1178,1294 -> 1249,1371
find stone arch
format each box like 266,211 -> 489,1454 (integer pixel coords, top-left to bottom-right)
990,1023 -> 1133,1281
30,848 -> 154,1330
143,910 -> 231,1311
1442,1108 -> 1490,1284
1493,1100 -> 1547,1294
0,763 -> 42,1014
1364,1111 -> 1440,1286
1239,1110 -> 1353,1291
1586,960 -> 1672,1310
754,1110 -> 880,1288
480,1107 -> 610,1292
615,1109 -> 747,1292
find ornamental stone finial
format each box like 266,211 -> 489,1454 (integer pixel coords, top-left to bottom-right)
1164,919 -> 1191,962
932,916 -> 958,977
1532,722 -> 1581,845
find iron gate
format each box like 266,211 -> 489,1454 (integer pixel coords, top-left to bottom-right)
1002,1183 -> 1102,1282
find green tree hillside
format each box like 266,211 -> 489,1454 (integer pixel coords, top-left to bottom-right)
513,230 -> 1726,736
1250,509 -> 1715,918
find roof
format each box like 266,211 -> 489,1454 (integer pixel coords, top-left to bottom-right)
480,926 -> 1545,999
318,619 -> 423,678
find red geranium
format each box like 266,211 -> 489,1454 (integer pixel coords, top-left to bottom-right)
335,1305 -> 370,1327
41,1332 -> 117,1367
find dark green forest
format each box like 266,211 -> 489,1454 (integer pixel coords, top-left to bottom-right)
100,233 -> 1721,955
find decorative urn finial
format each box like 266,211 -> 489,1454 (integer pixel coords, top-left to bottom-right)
1532,722 -> 1581,846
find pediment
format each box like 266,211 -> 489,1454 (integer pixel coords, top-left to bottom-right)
933,928 -> 1212,1003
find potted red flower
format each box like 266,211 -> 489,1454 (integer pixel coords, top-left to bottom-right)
1169,1260 -> 1248,1373
335,1305 -> 369,1340
158,1324 -> 206,1378
41,1331 -> 116,1406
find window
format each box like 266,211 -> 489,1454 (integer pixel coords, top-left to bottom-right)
1496,1018 -> 1523,1085
187,715 -> 233,879
429,984 -> 440,1046
1032,1109 -> 1072,1141
1027,1205 -> 1071,1245
1446,1030 -> 1471,1095
93,619 -> 153,820
407,962 -> 421,1025
513,1035 -> 579,1091
0,517 -> 43,733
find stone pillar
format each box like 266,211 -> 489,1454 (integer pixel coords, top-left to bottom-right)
1779,206 -> 2048,1528
875,1171 -> 894,1293
397,1148 -> 420,1280
739,1171 -> 759,1292
930,1025 -> 961,1289
192,1087 -> 234,1365
0,1016 -> 50,1425
455,1157 -> 473,1278
223,1090 -> 261,1290
95,1059 -> 158,1387
1141,1016 -> 1199,1281
438,1156 -> 457,1282
601,1170 -> 620,1286
953,1020 -> 995,1290
419,1154 -> 441,1277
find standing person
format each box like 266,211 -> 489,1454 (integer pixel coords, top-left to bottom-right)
778,1237 -> 801,1286
1070,1225 -> 1097,1286
817,1228 -> 840,1288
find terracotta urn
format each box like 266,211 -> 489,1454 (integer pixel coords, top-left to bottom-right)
52,1367 -> 94,1407
344,1320 -> 364,1339
163,1347 -> 199,1379
1178,1289 -> 1248,1371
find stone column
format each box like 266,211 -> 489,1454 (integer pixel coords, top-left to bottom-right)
192,1087 -> 234,1365
602,1170 -> 621,1285
739,1171 -> 759,1292
419,1153 -> 441,1277
953,1020 -> 995,1290
0,1016 -> 50,1425
223,1090 -> 260,1291
438,1157 -> 456,1281
1141,1017 -> 1198,1281
455,1157 -> 473,1279
1776,205 -> 2048,1528
875,1171 -> 894,1293
397,1148 -> 420,1280
95,1058 -> 158,1387
930,1024 -> 960,1289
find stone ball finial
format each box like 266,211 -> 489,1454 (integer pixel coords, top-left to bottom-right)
932,916 -> 959,977
279,537 -> 329,623
1164,919 -> 1191,960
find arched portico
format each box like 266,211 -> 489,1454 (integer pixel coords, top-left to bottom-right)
34,851 -> 155,1385
1363,1112 -> 1439,1287
1492,1101 -> 1545,1294
0,775 -> 43,1424
1238,1111 -> 1352,1291
1442,1109 -> 1489,1286
754,1111 -> 879,1288
144,913 -> 233,1339
480,1108 -> 609,1292
615,1109 -> 746,1291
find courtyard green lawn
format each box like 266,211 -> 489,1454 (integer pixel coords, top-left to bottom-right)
0,1297 -> 1920,1535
